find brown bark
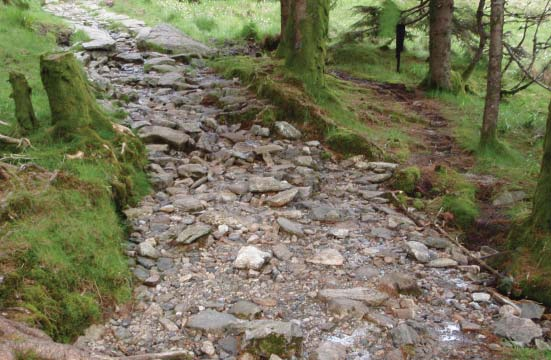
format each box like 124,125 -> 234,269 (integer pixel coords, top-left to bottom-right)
480,0 -> 504,148
462,0 -> 487,82
424,0 -> 454,90
280,0 -> 289,37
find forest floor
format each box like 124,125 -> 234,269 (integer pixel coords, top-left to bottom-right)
0,0 -> 550,359
18,0 -> 546,359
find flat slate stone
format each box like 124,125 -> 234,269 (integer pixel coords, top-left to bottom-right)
186,310 -> 240,332
137,24 -> 214,57
139,126 -> 189,149
318,287 -> 389,306
175,224 -> 212,244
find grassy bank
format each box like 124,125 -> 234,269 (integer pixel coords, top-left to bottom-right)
0,2 -> 148,342
211,55 -> 418,161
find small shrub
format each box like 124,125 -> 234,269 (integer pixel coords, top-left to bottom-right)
194,16 -> 217,32
240,21 -> 259,41
393,166 -> 421,194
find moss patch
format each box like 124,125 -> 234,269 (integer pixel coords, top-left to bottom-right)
393,166 -> 421,195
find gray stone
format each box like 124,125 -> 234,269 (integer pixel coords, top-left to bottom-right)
472,292 -> 491,303
364,172 -> 393,184
76,25 -> 116,51
228,300 -> 262,320
354,266 -> 379,280
274,121 -> 301,140
492,190 -> 527,207
428,258 -> 458,268
310,206 -> 341,222
139,126 -> 189,149
318,288 -> 389,306
234,246 -> 271,270
136,24 -> 214,57
391,323 -> 419,346
173,196 -> 205,212
175,224 -> 211,244
240,320 -> 303,358
326,298 -> 369,319
138,241 -> 160,259
272,244 -> 292,261
277,217 -> 304,236
493,315 -> 542,345
306,248 -> 345,266
519,301 -> 546,320
406,241 -> 431,263
313,341 -> 346,360
380,272 -> 420,295
186,310 -> 240,332
249,177 -> 292,193
114,52 -> 143,63
177,164 -> 208,179
266,188 -> 298,207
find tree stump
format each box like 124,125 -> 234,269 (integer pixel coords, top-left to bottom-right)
8,71 -> 38,133
40,52 -> 111,138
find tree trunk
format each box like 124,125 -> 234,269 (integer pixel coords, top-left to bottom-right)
462,0 -> 487,82
480,0 -> 504,148
8,71 -> 38,133
40,52 -> 111,138
280,0 -> 290,38
532,100 -> 551,232
277,0 -> 330,87
424,0 -> 454,90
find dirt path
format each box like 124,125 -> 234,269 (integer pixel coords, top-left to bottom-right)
37,1 -> 523,358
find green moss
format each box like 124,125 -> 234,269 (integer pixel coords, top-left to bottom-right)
442,195 -> 479,229
434,166 -> 480,229
393,166 -> 421,194
326,128 -> 383,159
0,12 -> 148,342
278,0 -> 329,88
412,198 -> 425,210
249,334 -> 302,358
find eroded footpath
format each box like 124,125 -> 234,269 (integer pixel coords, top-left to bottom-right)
42,0 -> 548,359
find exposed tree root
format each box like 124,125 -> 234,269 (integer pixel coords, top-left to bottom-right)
0,315 -> 192,360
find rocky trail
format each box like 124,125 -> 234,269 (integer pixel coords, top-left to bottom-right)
39,1 -> 549,359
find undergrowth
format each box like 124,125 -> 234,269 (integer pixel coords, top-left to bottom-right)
0,2 -> 148,342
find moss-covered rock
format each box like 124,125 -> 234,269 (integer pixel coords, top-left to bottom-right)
393,166 -> 421,194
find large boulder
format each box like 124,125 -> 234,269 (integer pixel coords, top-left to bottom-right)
136,24 -> 214,57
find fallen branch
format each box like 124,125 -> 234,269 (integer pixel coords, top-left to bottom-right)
0,120 -> 9,126
0,134 -> 32,148
0,315 -> 192,360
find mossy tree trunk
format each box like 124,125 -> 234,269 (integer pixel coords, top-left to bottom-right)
8,71 -> 38,134
277,0 -> 329,87
532,100 -> 551,233
480,0 -> 504,148
423,0 -> 454,91
40,52 -> 111,138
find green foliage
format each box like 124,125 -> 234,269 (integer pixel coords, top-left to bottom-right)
194,15 -> 217,32
378,0 -> 401,38
434,166 -> 480,229
509,348 -> 551,360
393,166 -> 421,194
0,4 -> 148,342
240,21 -> 259,40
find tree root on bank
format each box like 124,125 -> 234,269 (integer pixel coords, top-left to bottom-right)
0,316 -> 192,360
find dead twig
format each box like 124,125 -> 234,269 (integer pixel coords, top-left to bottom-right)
388,191 -> 509,282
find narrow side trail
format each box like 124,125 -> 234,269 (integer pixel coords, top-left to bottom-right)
43,1 -> 507,359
